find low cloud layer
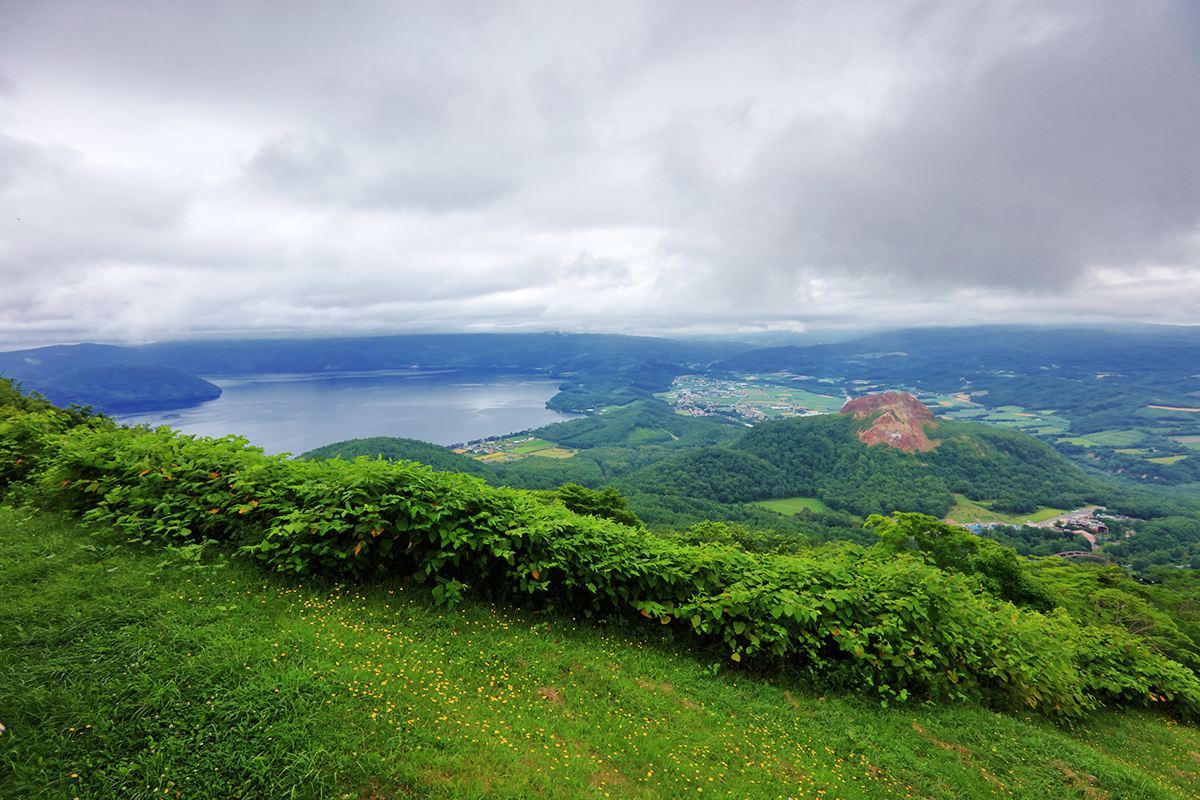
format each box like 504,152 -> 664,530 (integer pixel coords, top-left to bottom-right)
2,0 -> 1199,346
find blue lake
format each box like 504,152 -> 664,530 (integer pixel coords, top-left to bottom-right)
115,369 -> 581,456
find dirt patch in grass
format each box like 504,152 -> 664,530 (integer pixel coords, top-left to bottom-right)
634,677 -> 698,709
1051,760 -> 1109,800
589,768 -> 627,788
912,723 -> 972,759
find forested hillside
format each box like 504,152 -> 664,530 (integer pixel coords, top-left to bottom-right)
38,363 -> 222,412
304,436 -> 491,476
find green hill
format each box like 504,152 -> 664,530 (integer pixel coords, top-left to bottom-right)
303,436 -> 489,476
617,405 -> 1108,519
38,363 -> 222,412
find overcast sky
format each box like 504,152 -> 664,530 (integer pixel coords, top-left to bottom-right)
2,0 -> 1199,347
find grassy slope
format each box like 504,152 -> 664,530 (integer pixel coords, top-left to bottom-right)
751,497 -> 831,515
945,496 -> 1065,526
3,510 -> 1200,799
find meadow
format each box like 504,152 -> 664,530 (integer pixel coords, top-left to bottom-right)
938,404 -> 1071,436
944,497 -> 1065,526
750,497 -> 831,515
1058,430 -> 1148,448
4,508 -> 1200,800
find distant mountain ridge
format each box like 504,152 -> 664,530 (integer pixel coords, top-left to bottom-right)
0,333 -> 754,414
5,324 -> 1200,427
712,324 -> 1200,388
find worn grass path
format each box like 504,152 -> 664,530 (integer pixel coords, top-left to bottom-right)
2,507 -> 1199,799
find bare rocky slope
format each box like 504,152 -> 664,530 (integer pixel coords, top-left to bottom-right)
841,390 -> 938,452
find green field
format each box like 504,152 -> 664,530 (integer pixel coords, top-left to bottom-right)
939,403 -> 1071,434
945,496 -> 1064,526
1077,429 -> 1147,447
1175,435 -> 1200,450
940,407 -> 989,418
530,447 -> 577,459
510,439 -> 556,454
6,509 -> 1200,800
782,390 -> 845,413
751,496 -> 830,515
1149,455 -> 1189,465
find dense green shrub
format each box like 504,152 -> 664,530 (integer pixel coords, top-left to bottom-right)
1,377 -> 117,497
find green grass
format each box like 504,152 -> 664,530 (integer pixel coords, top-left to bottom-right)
942,408 -> 989,418
1149,455 -> 1189,465
1025,507 -> 1071,523
945,497 -> 1064,526
940,403 -> 1073,435
1079,429 -> 1148,447
531,447 -> 578,459
751,497 -> 830,515
4,509 -> 1200,799
510,439 -> 556,454
781,391 -> 845,413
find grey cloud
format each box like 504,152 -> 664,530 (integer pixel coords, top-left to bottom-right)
359,168 -> 515,212
0,128 -> 192,334
719,2 -> 1200,291
0,131 -> 51,190
2,0 -> 1200,343
244,135 -> 516,211
246,136 -> 352,199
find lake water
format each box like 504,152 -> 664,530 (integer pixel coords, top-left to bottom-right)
115,369 -> 580,456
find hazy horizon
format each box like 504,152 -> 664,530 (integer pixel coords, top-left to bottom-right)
3,319 -> 1200,356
